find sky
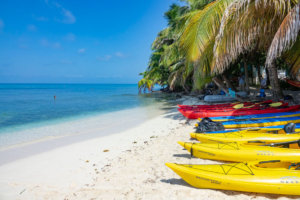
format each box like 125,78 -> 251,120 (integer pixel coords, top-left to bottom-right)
0,0 -> 183,83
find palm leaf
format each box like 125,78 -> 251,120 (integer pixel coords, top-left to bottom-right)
266,3 -> 300,67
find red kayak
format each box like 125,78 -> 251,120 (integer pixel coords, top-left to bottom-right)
287,79 -> 300,88
178,100 -> 272,110
178,105 -> 300,119
179,101 -> 285,112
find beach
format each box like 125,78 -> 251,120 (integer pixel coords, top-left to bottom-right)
1,0 -> 299,198
0,96 -> 297,200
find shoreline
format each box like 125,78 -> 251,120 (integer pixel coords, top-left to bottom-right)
0,106 -> 186,200
0,102 -> 170,151
0,96 -> 297,199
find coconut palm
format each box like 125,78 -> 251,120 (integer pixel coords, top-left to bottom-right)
140,0 -> 299,97
212,0 -> 299,98
139,0 -> 219,92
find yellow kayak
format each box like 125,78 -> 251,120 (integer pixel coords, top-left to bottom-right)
178,141 -> 300,162
193,127 -> 300,135
190,131 -> 300,144
198,112 -> 300,122
166,160 -> 300,195
222,117 -> 300,129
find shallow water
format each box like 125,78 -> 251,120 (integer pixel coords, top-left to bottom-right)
0,84 -> 174,147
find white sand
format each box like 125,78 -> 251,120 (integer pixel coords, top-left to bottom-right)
0,104 -> 297,199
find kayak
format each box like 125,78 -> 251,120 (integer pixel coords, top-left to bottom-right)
180,101 -> 284,112
193,123 -> 300,134
178,100 -> 272,110
178,141 -> 300,162
287,79 -> 300,88
166,160 -> 300,195
199,111 -> 300,122
190,130 -> 300,144
178,105 -> 300,119
222,116 -> 300,129
204,95 -> 236,103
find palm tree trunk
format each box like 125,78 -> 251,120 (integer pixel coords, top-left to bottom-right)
212,77 -> 228,93
267,62 -> 283,100
257,66 -> 261,85
213,77 -> 243,101
222,75 -> 236,91
244,59 -> 250,93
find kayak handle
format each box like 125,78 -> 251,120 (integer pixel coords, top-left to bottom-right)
259,160 -> 281,164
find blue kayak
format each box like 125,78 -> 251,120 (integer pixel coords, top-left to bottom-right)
200,123 -> 300,134
223,116 -> 300,125
205,111 -> 300,121
222,116 -> 300,128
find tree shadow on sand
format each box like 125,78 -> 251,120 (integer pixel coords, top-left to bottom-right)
161,179 -> 299,199
172,154 -> 193,159
160,178 -> 192,188
217,189 -> 299,199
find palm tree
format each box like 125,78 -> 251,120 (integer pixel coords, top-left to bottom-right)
212,0 -> 299,99
140,0 -> 299,98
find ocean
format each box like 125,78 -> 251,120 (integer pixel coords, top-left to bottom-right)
0,84 -> 172,148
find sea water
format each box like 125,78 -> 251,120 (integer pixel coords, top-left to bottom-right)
0,84 -> 173,148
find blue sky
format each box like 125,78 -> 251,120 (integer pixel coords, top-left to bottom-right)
0,0 -> 183,83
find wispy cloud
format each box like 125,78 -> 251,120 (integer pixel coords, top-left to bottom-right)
53,42 -> 61,48
115,52 -> 125,58
40,39 -> 61,49
0,19 -> 4,32
97,52 -> 126,61
43,1 -> 76,24
64,33 -> 76,41
53,2 -> 76,24
19,44 -> 28,49
78,48 -> 86,54
97,55 -> 112,61
60,59 -> 72,64
27,24 -> 37,32
33,15 -> 49,22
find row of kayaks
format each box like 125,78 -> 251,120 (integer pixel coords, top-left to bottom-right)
178,100 -> 300,119
166,101 -> 300,195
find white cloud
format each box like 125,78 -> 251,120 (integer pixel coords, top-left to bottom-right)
19,44 -> 28,49
35,16 -> 48,22
27,24 -> 37,32
53,42 -> 61,49
43,1 -> 76,24
60,59 -> 72,64
40,39 -> 49,47
0,19 -> 4,31
115,52 -> 125,58
40,39 -> 61,49
97,55 -> 112,61
64,33 -> 76,41
78,48 -> 86,54
53,2 -> 76,24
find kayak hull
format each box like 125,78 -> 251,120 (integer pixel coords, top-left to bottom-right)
190,131 -> 300,144
179,105 -> 300,119
202,111 -> 300,122
222,116 -> 300,128
178,141 -> 300,162
166,161 -> 300,195
194,124 -> 300,134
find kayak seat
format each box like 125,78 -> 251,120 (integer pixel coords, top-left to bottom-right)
288,163 -> 300,170
284,123 -> 296,133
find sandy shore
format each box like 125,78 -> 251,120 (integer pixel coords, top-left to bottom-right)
0,98 -> 297,200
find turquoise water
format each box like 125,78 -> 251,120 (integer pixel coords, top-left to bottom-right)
0,84 -> 164,133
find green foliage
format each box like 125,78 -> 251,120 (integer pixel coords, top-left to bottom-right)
138,0 -> 300,95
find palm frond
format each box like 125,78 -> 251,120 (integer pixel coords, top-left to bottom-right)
179,0 -> 235,62
266,3 -> 300,67
212,0 -> 294,74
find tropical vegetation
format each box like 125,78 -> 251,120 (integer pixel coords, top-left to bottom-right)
138,0 -> 300,99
